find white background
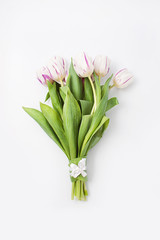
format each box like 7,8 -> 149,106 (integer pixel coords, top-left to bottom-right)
0,0 -> 160,239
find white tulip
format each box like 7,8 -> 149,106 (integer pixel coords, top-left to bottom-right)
47,56 -> 67,85
94,55 -> 110,77
73,52 -> 94,78
113,68 -> 133,88
37,66 -> 53,85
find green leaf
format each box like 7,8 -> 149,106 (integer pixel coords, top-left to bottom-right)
22,107 -> 64,152
47,81 -> 63,118
106,97 -> 119,112
80,116 -> 109,156
40,103 -> 70,159
66,73 -> 71,87
63,89 -> 81,159
78,115 -> 92,154
79,100 -> 93,115
101,74 -> 113,98
80,76 -> 111,155
93,72 -> 101,106
45,92 -> 50,102
87,116 -> 109,151
59,86 -> 70,102
84,77 -> 93,102
69,60 -> 83,100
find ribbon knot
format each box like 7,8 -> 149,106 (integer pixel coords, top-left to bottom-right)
70,158 -> 87,178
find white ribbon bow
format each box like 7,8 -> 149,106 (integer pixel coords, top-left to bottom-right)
70,158 -> 87,178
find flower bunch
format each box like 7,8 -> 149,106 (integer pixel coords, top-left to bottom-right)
23,52 -> 133,201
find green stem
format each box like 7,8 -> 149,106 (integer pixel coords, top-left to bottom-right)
81,181 -> 84,200
71,180 -> 87,201
109,84 -> 115,89
60,78 -> 64,87
75,181 -> 77,197
71,182 -> 75,200
98,75 -> 101,82
83,182 -> 88,196
88,76 -> 96,114
76,180 -> 80,200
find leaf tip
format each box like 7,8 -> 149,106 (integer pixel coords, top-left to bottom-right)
22,106 -> 27,112
114,97 -> 119,105
40,102 -> 44,110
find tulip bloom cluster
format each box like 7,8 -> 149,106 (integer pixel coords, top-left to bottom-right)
23,52 -> 133,201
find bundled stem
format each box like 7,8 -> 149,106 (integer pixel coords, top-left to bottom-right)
71,180 -> 88,201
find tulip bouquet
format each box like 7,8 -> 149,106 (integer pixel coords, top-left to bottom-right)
23,52 -> 133,201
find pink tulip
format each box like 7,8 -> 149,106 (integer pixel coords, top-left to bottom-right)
73,52 -> 94,78
37,66 -> 53,86
113,68 -> 133,88
47,56 -> 67,85
94,55 -> 110,77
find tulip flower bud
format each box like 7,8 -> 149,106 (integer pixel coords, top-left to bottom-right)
73,52 -> 94,78
37,66 -> 53,85
47,56 -> 67,85
113,68 -> 133,88
94,55 -> 110,77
